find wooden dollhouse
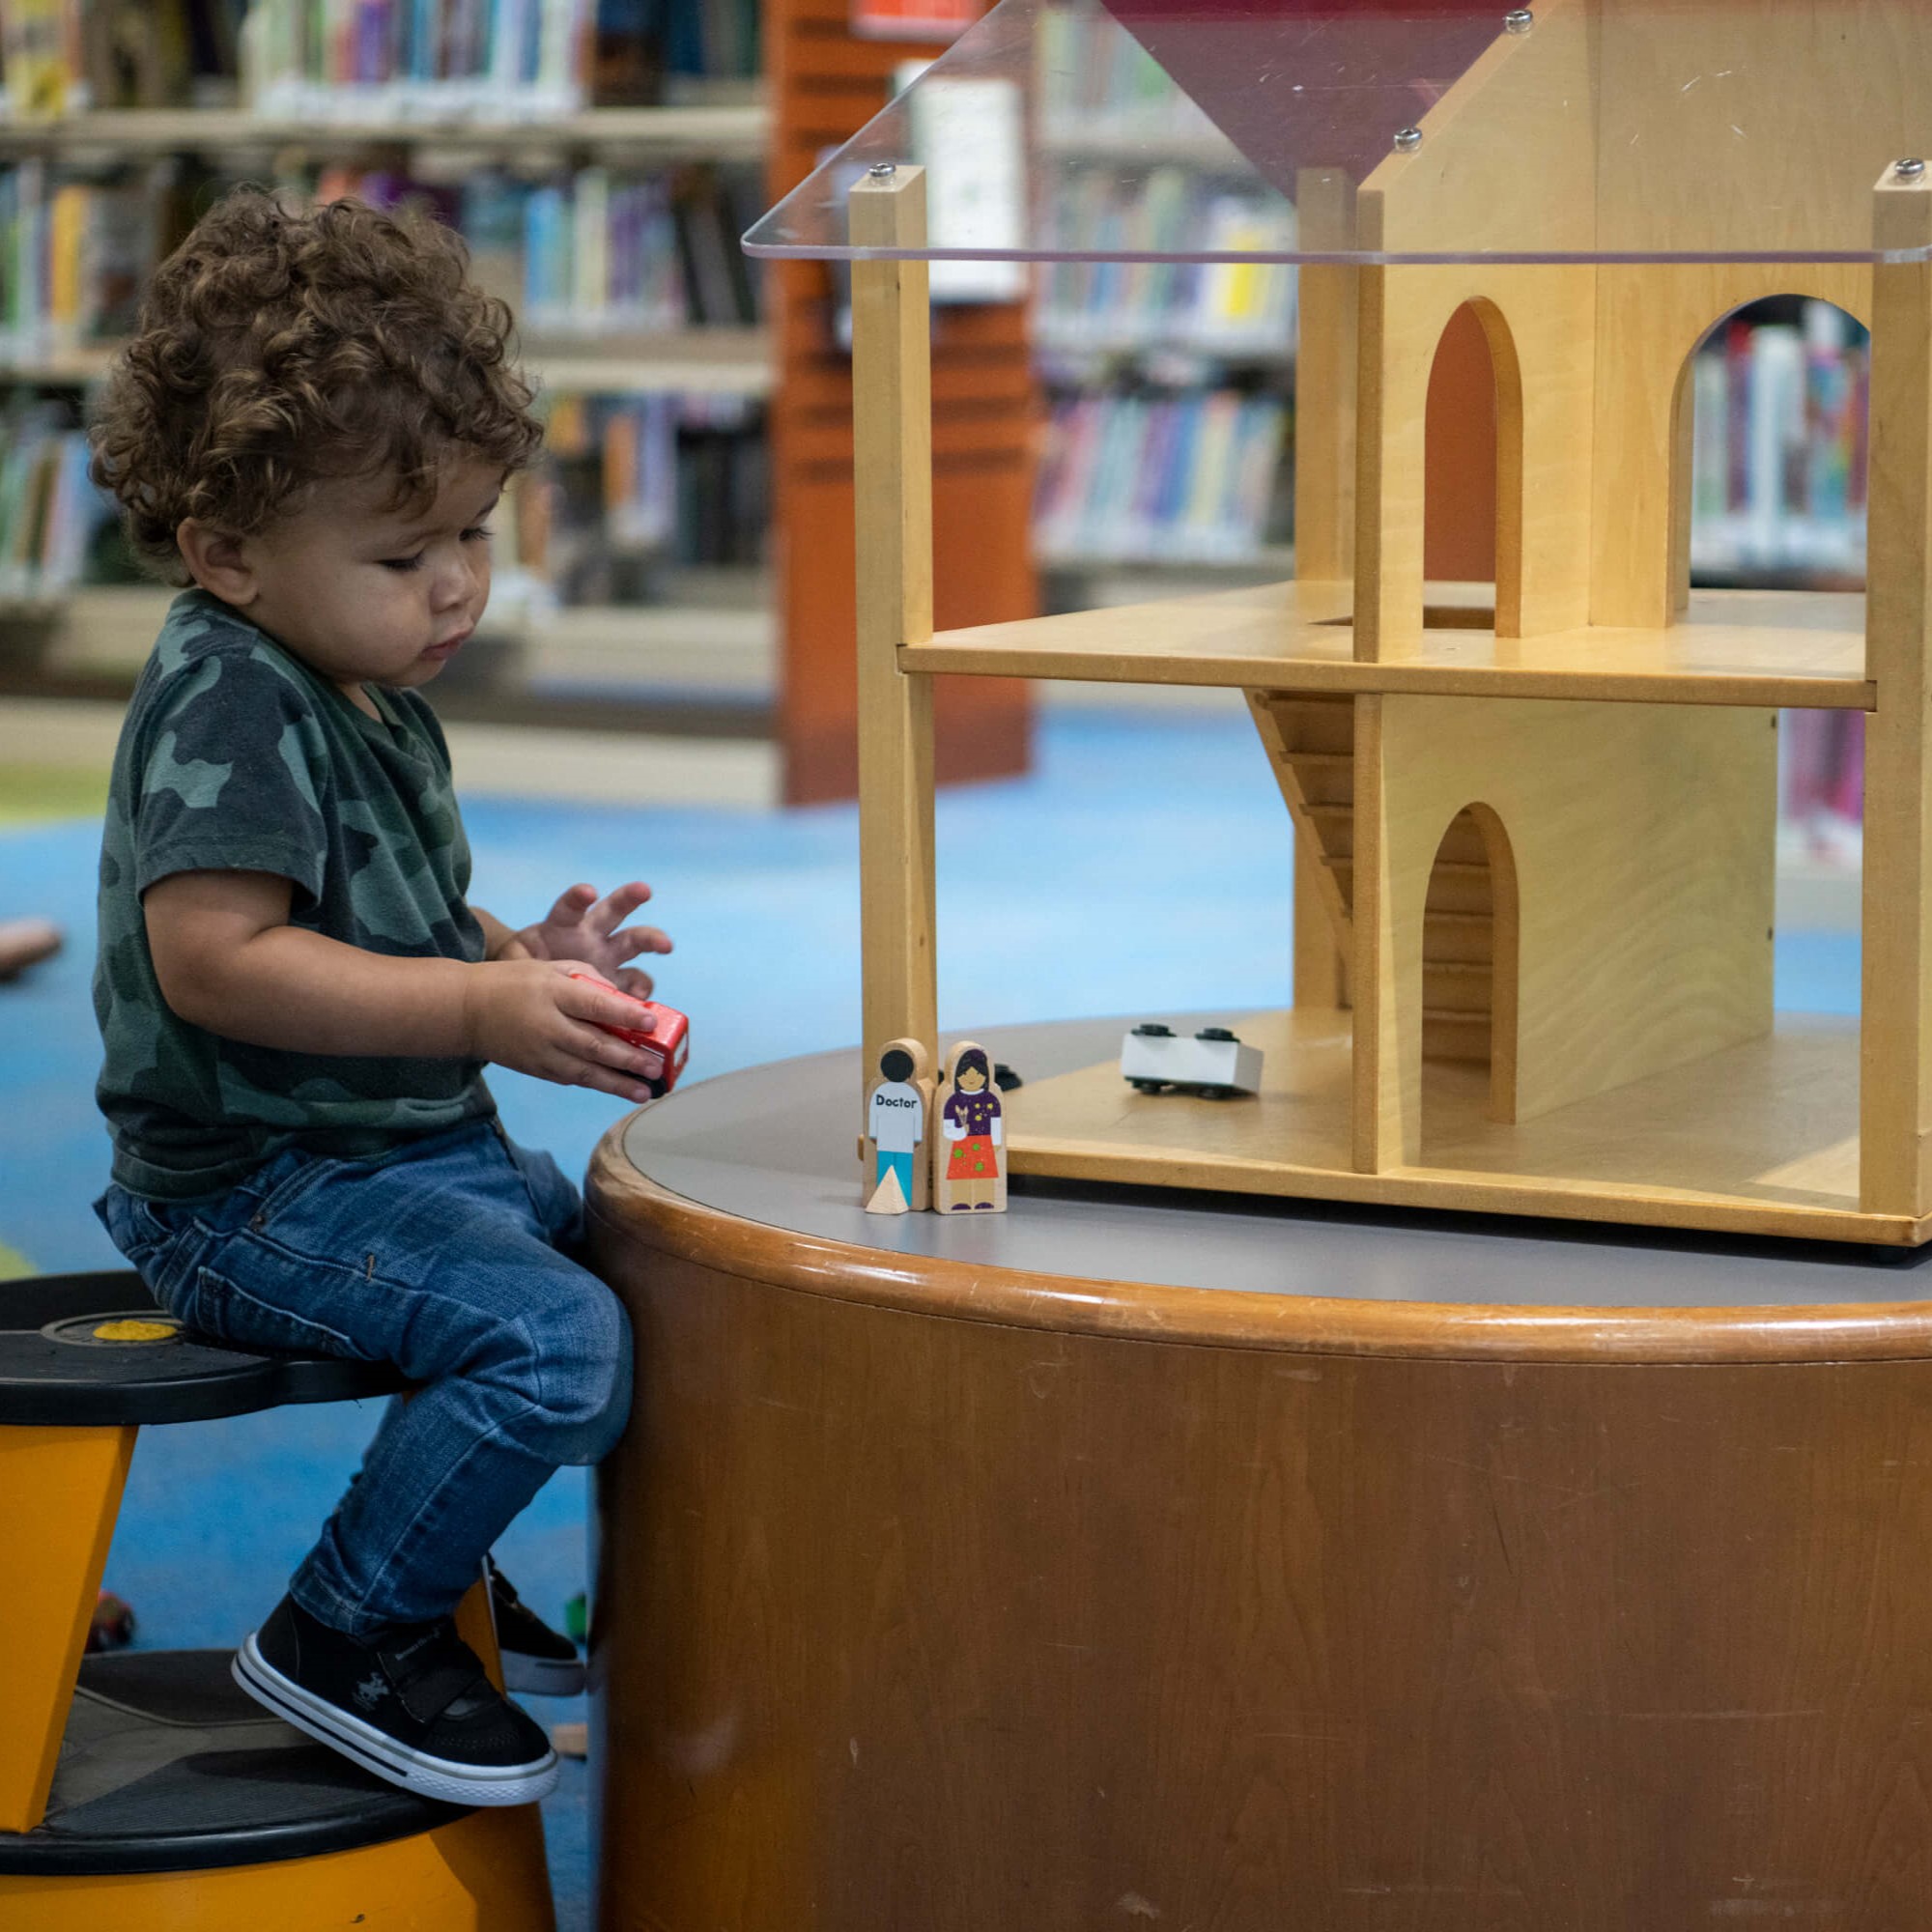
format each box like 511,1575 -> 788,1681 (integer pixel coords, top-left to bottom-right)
749,0 -> 1932,1244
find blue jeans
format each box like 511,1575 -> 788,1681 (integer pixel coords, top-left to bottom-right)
96,1119 -> 633,1637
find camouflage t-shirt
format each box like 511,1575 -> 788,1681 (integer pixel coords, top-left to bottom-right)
95,590 -> 495,1201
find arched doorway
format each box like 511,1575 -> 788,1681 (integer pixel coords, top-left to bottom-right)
1421,802 -> 1520,1124
1425,304 -> 1498,590
1424,299 -> 1525,631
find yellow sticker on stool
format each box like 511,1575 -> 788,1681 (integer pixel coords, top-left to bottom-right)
92,1319 -> 181,1343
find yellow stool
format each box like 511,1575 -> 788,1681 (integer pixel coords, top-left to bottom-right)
0,1270 -> 554,1931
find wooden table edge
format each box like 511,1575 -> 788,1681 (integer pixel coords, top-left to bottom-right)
587,1129 -> 1932,1366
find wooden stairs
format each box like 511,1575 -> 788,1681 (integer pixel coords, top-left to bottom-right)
1250,693 -> 1498,1064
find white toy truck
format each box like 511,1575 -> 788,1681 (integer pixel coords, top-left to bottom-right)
1119,1024 -> 1264,1099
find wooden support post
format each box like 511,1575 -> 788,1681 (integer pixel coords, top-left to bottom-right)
851,167 -> 938,1092
0,1424 -> 135,1833
1861,169 -> 1932,1217
1351,256 -> 1425,664
1350,695 -> 1400,1171
1293,167 -> 1357,587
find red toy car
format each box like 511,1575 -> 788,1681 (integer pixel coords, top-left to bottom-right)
567,974 -> 691,1096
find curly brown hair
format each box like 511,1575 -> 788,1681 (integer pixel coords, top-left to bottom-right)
90,186 -> 543,581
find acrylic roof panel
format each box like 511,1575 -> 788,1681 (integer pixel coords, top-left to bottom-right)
744,0 -> 1932,265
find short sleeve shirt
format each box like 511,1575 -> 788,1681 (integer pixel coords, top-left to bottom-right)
94,590 -> 495,1201
867,1080 -> 924,1153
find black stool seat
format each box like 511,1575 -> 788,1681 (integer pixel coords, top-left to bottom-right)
0,1650 -> 467,1876
0,1270 -> 409,1426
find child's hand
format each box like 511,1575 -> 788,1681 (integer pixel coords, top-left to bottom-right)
464,959 -> 665,1103
510,882 -> 672,997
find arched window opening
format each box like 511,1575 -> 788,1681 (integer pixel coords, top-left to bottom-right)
1420,804 -> 1520,1126
1678,297 -> 1867,600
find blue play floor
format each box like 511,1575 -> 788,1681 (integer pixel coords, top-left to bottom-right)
0,706 -> 1861,1926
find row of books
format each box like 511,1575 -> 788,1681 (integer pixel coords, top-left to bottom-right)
1036,169 -> 1295,363
1688,300 -> 1868,581
1,0 -> 244,117
0,156 -> 761,360
241,0 -> 592,120
0,159 -> 157,355
1,0 -> 767,118
0,382 -> 760,607
1033,389 -> 1287,566
0,0 -> 592,118
452,162 -> 762,330
0,400 -> 117,597
515,389 -> 763,602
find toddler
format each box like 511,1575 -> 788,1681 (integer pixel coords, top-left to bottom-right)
90,186 -> 668,1806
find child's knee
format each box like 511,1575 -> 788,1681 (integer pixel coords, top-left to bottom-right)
521,1274 -> 633,1464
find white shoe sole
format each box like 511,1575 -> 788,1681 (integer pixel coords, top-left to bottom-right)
501,1648 -> 586,1697
233,1632 -> 560,1807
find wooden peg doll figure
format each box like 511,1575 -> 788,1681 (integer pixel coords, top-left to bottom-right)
934,1041 -> 1007,1212
864,1037 -> 933,1213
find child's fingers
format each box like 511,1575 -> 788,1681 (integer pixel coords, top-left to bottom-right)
609,923 -> 673,960
588,881 -> 654,935
613,966 -> 656,999
554,1022 -> 659,1100
566,1063 -> 657,1104
544,884 -> 599,929
562,1014 -> 659,1077
555,970 -> 652,1032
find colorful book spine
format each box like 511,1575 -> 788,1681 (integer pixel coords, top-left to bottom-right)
1688,298 -> 1867,580
0,400 -> 114,598
1033,389 -> 1286,565
244,0 -> 589,119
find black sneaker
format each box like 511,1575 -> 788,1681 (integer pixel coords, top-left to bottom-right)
488,1558 -> 586,1696
233,1595 -> 558,1806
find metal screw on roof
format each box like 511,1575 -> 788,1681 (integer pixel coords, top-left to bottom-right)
1504,8 -> 1533,30
867,161 -> 898,178
1897,157 -> 1926,180
1393,127 -> 1423,153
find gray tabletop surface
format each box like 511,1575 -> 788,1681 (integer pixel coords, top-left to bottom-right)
618,1016 -> 1932,1311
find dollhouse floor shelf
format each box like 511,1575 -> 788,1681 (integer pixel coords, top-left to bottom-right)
1006,1008 -> 1904,1245
905,582 -> 1872,710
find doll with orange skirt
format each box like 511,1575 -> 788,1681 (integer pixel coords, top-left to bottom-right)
934,1041 -> 1007,1212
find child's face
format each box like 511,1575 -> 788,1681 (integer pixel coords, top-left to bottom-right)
213,458 -> 502,711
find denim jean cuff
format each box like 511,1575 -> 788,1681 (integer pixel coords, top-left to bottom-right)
287,1564 -> 385,1640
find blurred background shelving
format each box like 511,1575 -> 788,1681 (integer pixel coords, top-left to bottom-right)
0,0 -> 787,794
0,0 -> 1882,850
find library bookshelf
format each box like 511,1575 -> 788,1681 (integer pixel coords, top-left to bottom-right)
0,99 -> 790,791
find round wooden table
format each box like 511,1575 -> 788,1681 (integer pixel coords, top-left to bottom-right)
586,1019 -> 1932,1932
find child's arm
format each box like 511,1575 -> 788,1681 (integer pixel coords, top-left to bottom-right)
472,905 -> 533,963
144,868 -> 662,1103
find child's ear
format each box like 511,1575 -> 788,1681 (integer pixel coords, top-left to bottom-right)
176,520 -> 259,608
